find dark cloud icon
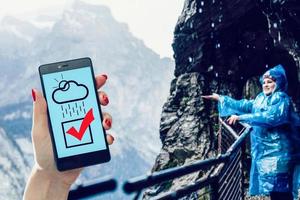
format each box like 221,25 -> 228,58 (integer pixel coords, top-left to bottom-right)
52,80 -> 89,104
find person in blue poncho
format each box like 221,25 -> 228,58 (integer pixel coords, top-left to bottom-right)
202,65 -> 300,200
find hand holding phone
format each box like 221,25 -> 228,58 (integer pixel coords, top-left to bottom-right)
38,58 -> 111,171
24,74 -> 113,200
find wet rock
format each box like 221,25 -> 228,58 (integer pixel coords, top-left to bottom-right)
144,0 -> 300,199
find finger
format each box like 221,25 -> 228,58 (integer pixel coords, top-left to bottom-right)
98,91 -> 109,106
233,117 -> 238,124
102,112 -> 112,130
227,117 -> 233,125
232,118 -> 237,125
32,89 -> 49,131
226,117 -> 231,123
95,74 -> 108,89
106,134 -> 115,145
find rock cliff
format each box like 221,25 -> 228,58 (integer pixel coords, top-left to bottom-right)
144,0 -> 300,199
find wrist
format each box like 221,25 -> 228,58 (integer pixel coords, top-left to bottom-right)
23,165 -> 71,200
34,166 -> 72,187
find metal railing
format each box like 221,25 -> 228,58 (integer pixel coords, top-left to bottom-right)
68,177 -> 117,200
67,118 -> 251,200
123,118 -> 251,200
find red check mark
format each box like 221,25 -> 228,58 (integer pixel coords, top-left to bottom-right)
66,108 -> 95,141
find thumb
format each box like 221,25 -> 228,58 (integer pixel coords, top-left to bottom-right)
32,89 -> 49,131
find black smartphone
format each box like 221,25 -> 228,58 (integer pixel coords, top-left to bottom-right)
39,57 -> 110,171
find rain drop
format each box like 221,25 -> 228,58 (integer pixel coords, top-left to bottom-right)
188,57 -> 193,63
218,16 -> 222,23
215,72 -> 219,77
273,23 -> 278,28
228,70 -> 233,75
208,65 -> 214,72
246,44 -> 250,48
215,43 -> 221,48
211,23 -> 215,28
265,64 -> 269,68
201,1 -> 204,6
199,8 -> 203,13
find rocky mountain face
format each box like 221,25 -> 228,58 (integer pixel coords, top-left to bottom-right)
144,0 -> 300,199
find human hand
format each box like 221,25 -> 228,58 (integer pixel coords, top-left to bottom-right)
201,93 -> 220,101
226,115 -> 240,125
24,74 -> 113,200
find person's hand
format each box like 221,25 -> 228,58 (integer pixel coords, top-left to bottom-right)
24,74 -> 113,200
226,115 -> 240,125
201,93 -> 220,101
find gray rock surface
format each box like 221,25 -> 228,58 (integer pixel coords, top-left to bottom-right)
144,0 -> 300,199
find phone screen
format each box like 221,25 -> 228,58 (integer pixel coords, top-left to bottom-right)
42,66 -> 106,158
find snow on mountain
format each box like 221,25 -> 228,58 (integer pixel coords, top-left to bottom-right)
0,128 -> 32,199
0,0 -> 174,199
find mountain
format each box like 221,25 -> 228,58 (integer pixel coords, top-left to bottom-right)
0,127 -> 32,199
0,0 -> 174,199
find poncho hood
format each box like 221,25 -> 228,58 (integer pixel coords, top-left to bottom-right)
260,64 -> 288,92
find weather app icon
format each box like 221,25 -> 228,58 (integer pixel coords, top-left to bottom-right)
52,75 -> 95,148
52,80 -> 89,104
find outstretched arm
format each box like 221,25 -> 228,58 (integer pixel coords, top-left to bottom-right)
238,93 -> 290,127
218,95 -> 254,117
202,93 -> 253,117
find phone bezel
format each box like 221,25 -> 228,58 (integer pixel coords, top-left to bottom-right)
39,57 -> 110,171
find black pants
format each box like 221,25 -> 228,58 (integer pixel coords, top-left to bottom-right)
270,192 -> 293,200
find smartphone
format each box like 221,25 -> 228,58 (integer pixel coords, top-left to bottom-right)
39,57 -> 110,171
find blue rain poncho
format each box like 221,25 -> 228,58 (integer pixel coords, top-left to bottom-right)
217,65 -> 300,198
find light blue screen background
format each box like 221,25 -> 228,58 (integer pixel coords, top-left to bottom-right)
42,67 -> 107,158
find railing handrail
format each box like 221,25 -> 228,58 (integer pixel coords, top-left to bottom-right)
123,154 -> 229,194
68,177 -> 117,200
123,119 -> 252,195
67,118 -> 252,200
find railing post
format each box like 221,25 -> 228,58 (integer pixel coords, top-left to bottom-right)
240,138 -> 247,200
210,179 -> 219,200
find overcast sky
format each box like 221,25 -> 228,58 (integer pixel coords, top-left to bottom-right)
0,0 -> 185,58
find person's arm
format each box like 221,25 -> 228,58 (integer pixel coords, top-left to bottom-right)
23,166 -> 72,200
217,95 -> 254,117
202,93 -> 254,117
23,75 -> 114,200
238,92 -> 290,127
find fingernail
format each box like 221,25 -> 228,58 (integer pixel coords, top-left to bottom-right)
110,135 -> 115,141
105,119 -> 111,127
102,74 -> 108,80
31,89 -> 36,102
104,95 -> 109,104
